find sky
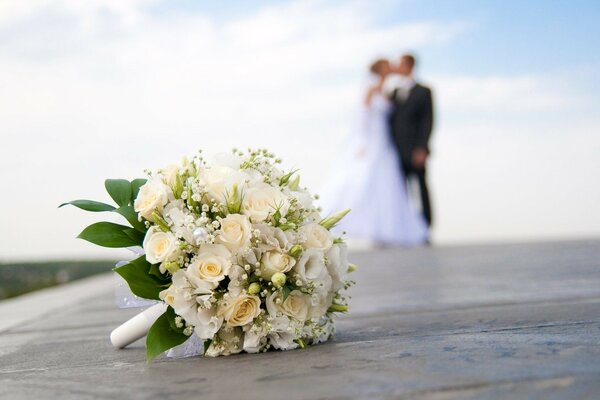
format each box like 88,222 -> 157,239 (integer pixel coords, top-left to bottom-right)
1,0 -> 599,261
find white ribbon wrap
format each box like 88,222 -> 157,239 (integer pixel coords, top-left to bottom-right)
112,247 -> 203,357
110,303 -> 167,349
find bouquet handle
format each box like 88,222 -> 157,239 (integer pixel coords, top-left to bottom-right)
110,303 -> 167,349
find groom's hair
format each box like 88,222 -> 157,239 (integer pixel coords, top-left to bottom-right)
401,54 -> 416,69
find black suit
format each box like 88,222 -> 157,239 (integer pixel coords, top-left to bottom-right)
389,83 -> 434,226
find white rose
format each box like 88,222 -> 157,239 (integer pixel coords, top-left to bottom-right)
143,227 -> 181,265
220,294 -> 262,327
293,248 -> 332,292
186,244 -> 232,288
215,214 -> 252,252
260,250 -> 296,280
134,179 -> 170,220
280,290 -> 310,322
326,243 -> 349,291
199,166 -> 249,204
266,291 -> 310,322
242,185 -> 289,223
299,223 -> 333,251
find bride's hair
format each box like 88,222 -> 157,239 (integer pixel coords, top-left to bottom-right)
369,59 -> 389,76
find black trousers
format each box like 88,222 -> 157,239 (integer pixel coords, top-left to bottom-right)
401,160 -> 432,227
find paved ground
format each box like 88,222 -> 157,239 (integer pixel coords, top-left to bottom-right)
1,240 -> 599,399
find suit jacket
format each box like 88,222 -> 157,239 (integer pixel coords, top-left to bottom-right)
389,83 -> 434,164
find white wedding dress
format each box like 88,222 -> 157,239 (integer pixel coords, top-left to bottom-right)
320,89 -> 428,245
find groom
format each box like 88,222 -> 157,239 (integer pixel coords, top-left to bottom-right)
389,54 -> 434,227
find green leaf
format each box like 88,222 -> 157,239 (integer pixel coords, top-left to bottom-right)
203,339 -> 213,355
105,179 -> 132,207
113,255 -> 168,300
59,199 -> 116,212
146,306 -> 190,363
166,310 -> 185,333
77,222 -> 139,248
123,228 -> 145,246
114,205 -> 146,232
282,285 -> 292,301
131,179 -> 147,204
148,263 -> 168,281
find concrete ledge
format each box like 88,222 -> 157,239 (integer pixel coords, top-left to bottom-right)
0,273 -> 114,333
1,240 -> 599,399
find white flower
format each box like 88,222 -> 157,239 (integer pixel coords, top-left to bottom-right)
293,248 -> 332,292
199,165 -> 249,204
219,294 -> 262,327
268,316 -> 299,351
267,290 -> 310,322
134,179 -> 170,220
211,152 -> 244,169
326,243 -> 349,291
159,164 -> 179,188
254,224 -> 292,251
194,307 -> 223,339
242,328 -> 264,353
186,244 -> 232,288
226,264 -> 248,297
308,287 -> 334,320
311,316 -> 336,344
260,250 -> 296,280
163,200 -> 195,243
159,273 -> 198,325
205,327 -> 244,357
215,214 -> 252,252
143,227 -> 181,265
242,184 -> 289,223
299,223 -> 333,251
289,189 -> 314,210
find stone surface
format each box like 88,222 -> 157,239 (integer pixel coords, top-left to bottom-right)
1,240 -> 599,399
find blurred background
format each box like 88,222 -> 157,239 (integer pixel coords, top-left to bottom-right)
1,0 -> 599,296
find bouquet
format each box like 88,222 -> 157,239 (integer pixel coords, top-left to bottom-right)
62,149 -> 354,361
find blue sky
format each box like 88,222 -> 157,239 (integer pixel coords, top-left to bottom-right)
409,0 -> 600,77
145,0 -> 600,74
0,0 -> 599,260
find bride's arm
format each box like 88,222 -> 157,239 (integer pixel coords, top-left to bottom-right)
363,85 -> 377,107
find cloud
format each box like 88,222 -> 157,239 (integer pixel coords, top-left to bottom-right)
432,74 -> 580,113
0,0 -> 598,260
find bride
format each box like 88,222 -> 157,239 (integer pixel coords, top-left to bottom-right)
320,59 -> 428,246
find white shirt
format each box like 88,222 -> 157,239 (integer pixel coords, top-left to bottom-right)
384,74 -> 416,102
